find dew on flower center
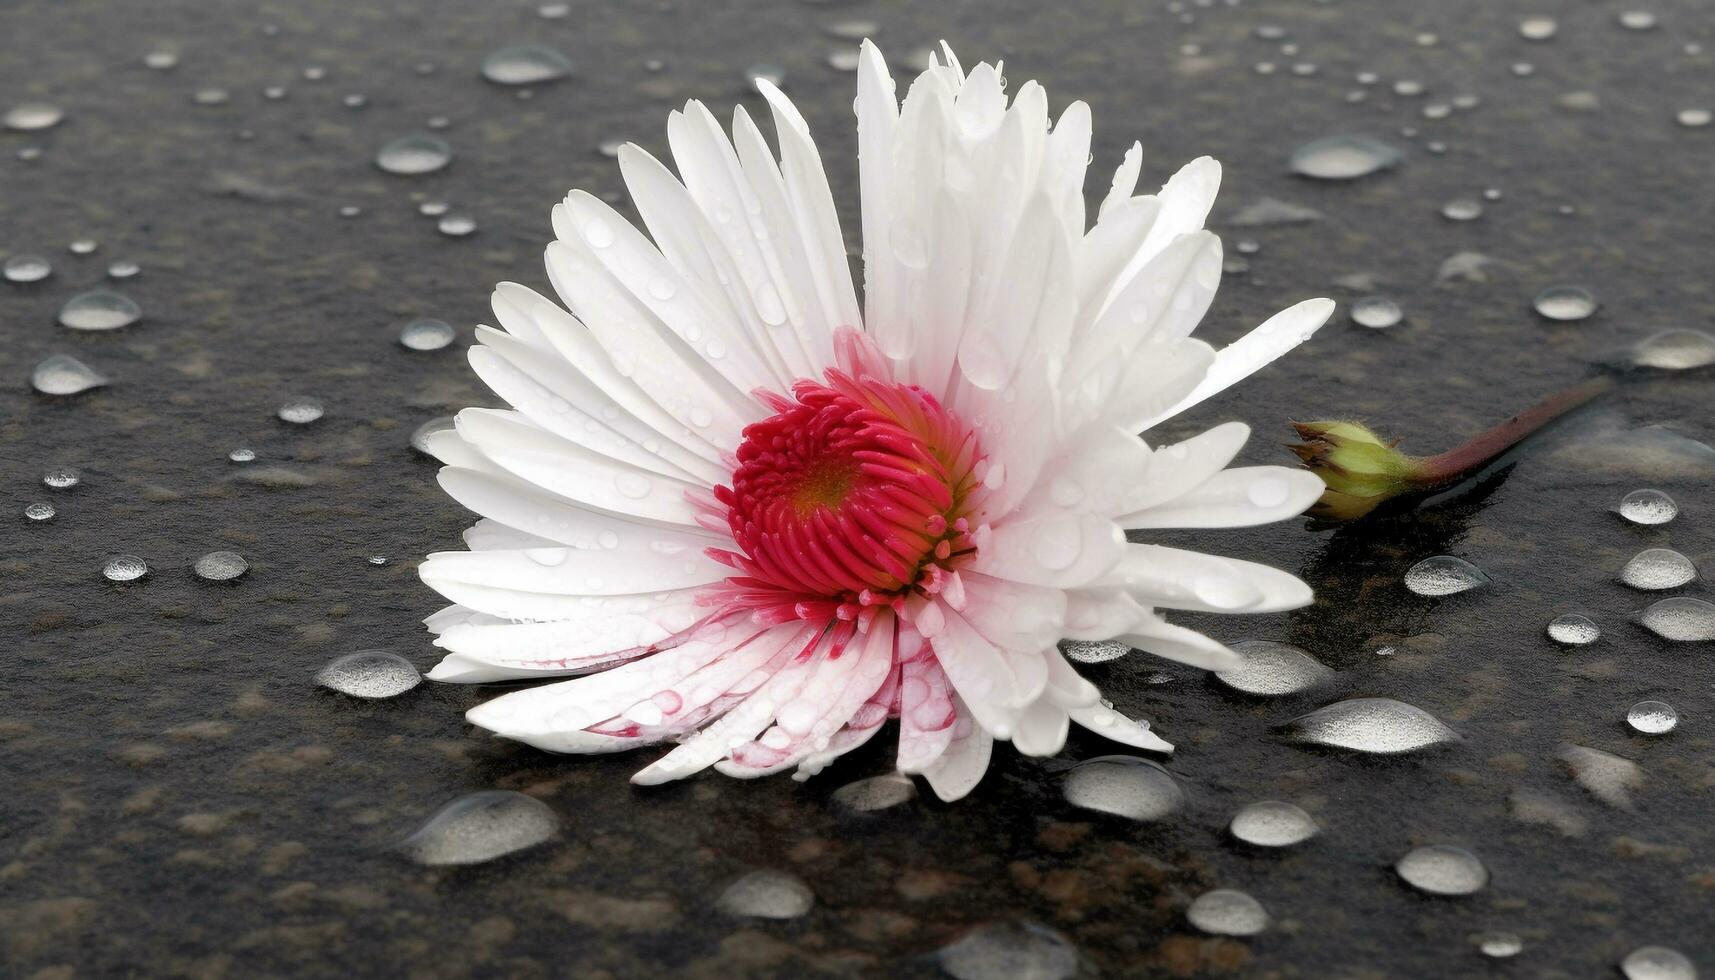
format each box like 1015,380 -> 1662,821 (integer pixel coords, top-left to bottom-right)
1061,756 -> 1183,821
396,791 -> 558,866
1404,556 -> 1489,596
1395,844 -> 1488,896
1277,698 -> 1457,754
315,651 -> 421,699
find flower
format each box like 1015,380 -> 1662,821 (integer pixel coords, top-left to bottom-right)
418,41 -> 1334,801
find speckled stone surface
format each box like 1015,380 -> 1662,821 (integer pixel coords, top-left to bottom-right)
5,0 -> 1715,976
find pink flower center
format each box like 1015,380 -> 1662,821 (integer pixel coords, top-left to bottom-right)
705,368 -> 982,626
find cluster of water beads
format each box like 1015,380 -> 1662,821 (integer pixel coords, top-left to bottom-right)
32,354 -> 108,395
1618,548 -> 1698,591
396,791 -> 558,866
1212,640 -> 1334,696
4,253 -> 52,282
1404,556 -> 1489,596
1277,698 -> 1457,754
1060,756 -> 1183,821
315,650 -> 421,699
715,870 -> 815,919
1229,800 -> 1318,847
1394,844 -> 1488,896
1349,295 -> 1403,329
1617,488 -> 1678,525
399,317 -> 456,351
1626,700 -> 1679,735
1186,889 -> 1270,936
1533,284 -> 1598,322
58,289 -> 142,330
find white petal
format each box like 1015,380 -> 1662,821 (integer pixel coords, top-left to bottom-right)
1097,544 -> 1314,614
1098,141 -> 1143,219
1014,422 -> 1152,521
1103,338 -> 1217,436
855,40 -> 902,343
920,694 -> 995,801
1122,466 -> 1324,529
1120,421 -> 1250,513
1064,231 -> 1222,393
1061,587 -> 1148,640
896,651 -> 957,774
968,513 -> 1126,589
427,594 -> 705,682
1011,700 -> 1069,758
954,572 -> 1068,654
1138,297 -> 1336,431
930,607 -> 1025,737
1109,155 -> 1221,302
436,466 -> 725,552
1068,702 -> 1174,754
1119,615 -> 1241,671
420,541 -> 726,597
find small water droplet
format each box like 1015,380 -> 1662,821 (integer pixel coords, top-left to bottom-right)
826,48 -> 861,72
438,214 -> 478,237
1533,284 -> 1597,321
106,259 -> 140,279
1640,596 -> 1715,641
1186,889 -> 1269,936
830,773 -> 916,813
1440,198 -> 1484,221
1405,555 -> 1489,596
144,49 -> 180,70
277,396 -> 324,425
1062,756 -> 1182,821
1546,613 -> 1601,646
716,870 -> 814,918
1617,488 -> 1679,525
1621,946 -> 1697,980
1618,548 -> 1697,591
1290,134 -> 1404,180
1059,639 -> 1131,664
342,93 -> 367,109
1519,16 -> 1558,40
24,502 -> 56,522
1617,10 -> 1659,30
43,470 -> 79,494
194,551 -> 249,582
538,2 -> 570,18
1396,844 -> 1488,896
419,200 -> 450,217
481,44 -> 574,86
396,790 -> 558,866
399,317 -> 456,351
366,554 -> 391,566
58,289 -> 142,331
4,102 -> 63,131
1477,932 -> 1524,958
316,650 -> 421,699
1213,641 -> 1335,696
1632,330 -> 1715,370
32,354 -> 109,395
1229,800 -> 1319,847
103,555 -> 150,583
192,87 -> 229,106
1627,700 -> 1678,735
1278,697 -> 1457,754
375,133 -> 453,175
228,448 -> 257,464
1350,296 -> 1403,329
4,253 -> 52,283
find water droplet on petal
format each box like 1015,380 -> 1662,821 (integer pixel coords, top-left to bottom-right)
194,551 -> 249,582
1627,700 -> 1679,735
1533,284 -> 1597,321
1229,800 -> 1319,847
716,870 -> 814,919
58,289 -> 142,331
1278,697 -> 1457,754
316,650 -> 421,699
1290,134 -> 1404,180
1618,488 -> 1679,525
1213,641 -> 1335,696
32,354 -> 108,395
103,555 -> 149,583
1621,946 -> 1697,980
481,44 -> 574,86
1546,613 -> 1601,646
1062,756 -> 1183,821
375,133 -> 453,175
1639,597 -> 1715,641
1405,555 -> 1489,596
396,790 -> 558,865
1395,844 -> 1488,896
1619,548 -> 1697,591
1187,889 -> 1269,936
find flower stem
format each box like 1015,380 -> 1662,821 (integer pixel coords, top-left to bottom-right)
1415,376 -> 1614,486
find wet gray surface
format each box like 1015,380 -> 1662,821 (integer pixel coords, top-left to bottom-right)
5,0 -> 1715,976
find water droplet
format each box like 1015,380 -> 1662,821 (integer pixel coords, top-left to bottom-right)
829,773 -> 916,813
826,48 -> 861,72
716,869 -> 814,918
24,502 -> 55,522
937,921 -> 1078,980
375,133 -> 452,175
1436,251 -> 1494,284
1350,296 -> 1403,329
538,2 -> 570,17
437,214 -> 477,237
1632,330 -> 1715,370
1546,613 -> 1601,646
1617,10 -> 1659,30
366,555 -> 391,566
1619,548 -> 1697,591
1059,639 -> 1131,664
68,239 -> 97,255
481,44 -> 574,86
58,289 -> 142,331
342,93 -> 367,109
1396,844 -> 1488,896
143,49 -> 179,70
399,317 -> 456,351
106,259 -> 140,279
596,137 -> 624,158
1511,61 -> 1537,77
1626,700 -> 1678,735
411,415 -> 457,455
1677,108 -> 1712,129
4,253 -> 51,283
192,87 -> 229,106
1062,755 -> 1182,821
316,650 -> 421,699
396,790 -> 558,866
1229,800 -> 1319,847
1213,640 -> 1335,696
1186,889 -> 1269,936
1440,198 -> 1484,221
1290,135 -> 1403,180
1405,555 -> 1489,596
1519,16 -> 1558,40
1477,932 -> 1524,958
1616,489 -> 1679,527
1278,697 -> 1457,754
32,354 -> 109,395
1640,596 -> 1715,641
744,63 -> 786,92
192,551 -> 249,583
753,283 -> 787,325
1393,79 -> 1424,97
1621,946 -> 1697,980
1533,284 -> 1597,321
228,448 -> 257,464
277,396 -> 324,425
1560,744 -> 1643,809
4,102 -> 63,131
103,555 -> 150,583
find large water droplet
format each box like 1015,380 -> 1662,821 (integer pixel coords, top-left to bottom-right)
194,551 -> 249,582
1213,640 -> 1335,696
1395,844 -> 1488,895
937,921 -> 1078,980
1278,697 -> 1457,754
397,791 -> 558,866
103,555 -> 150,583
1639,597 -> 1715,641
375,134 -> 453,175
1560,744 -> 1643,809
1546,613 -> 1601,646
4,253 -> 51,282
43,467 -> 80,490
1678,108 -> 1712,129
1618,488 -> 1679,525
715,870 -> 814,919
4,102 -> 63,131
1631,330 -> 1715,370
1350,296 -> 1403,329
277,396 -> 325,425
1059,639 -> 1131,664
1229,800 -> 1319,847
399,317 -> 456,351
481,44 -> 574,86
1619,548 -> 1697,591
1533,284 -> 1597,321
1062,755 -> 1183,821
1405,555 -> 1489,596
1519,16 -> 1558,40
1627,700 -> 1679,735
830,773 -> 917,813
25,502 -> 56,522
58,288 -> 142,330
1621,946 -> 1697,980
316,650 -> 422,699
1290,135 -> 1403,180
437,214 -> 477,237
32,354 -> 108,395
1186,889 -> 1269,936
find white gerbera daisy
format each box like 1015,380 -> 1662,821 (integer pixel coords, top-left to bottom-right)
419,41 -> 1333,801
